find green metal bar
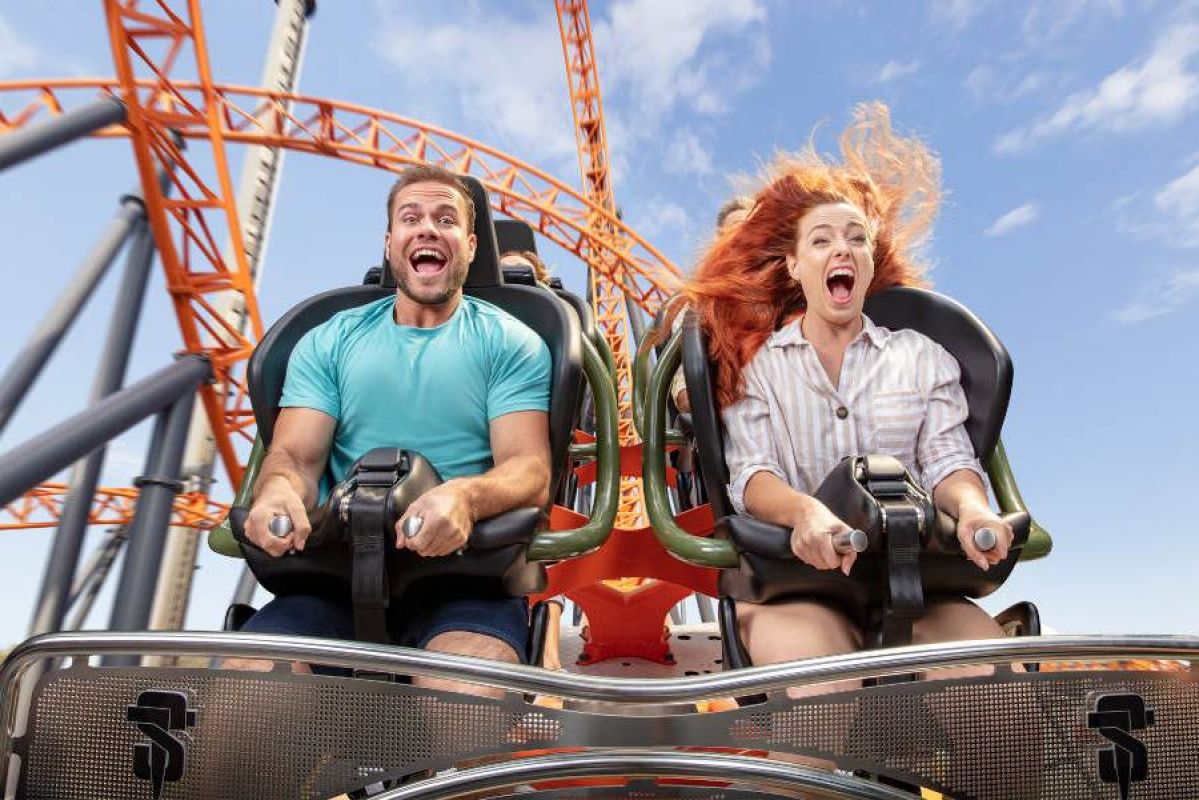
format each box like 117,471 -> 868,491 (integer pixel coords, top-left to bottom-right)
987,437 -> 1052,560
642,334 -> 738,568
631,321 -> 687,445
594,327 -> 617,379
207,434 -> 266,557
569,442 -> 597,460
528,336 -> 620,560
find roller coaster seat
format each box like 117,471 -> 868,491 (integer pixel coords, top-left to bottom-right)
680,287 -> 1036,656
495,218 -> 602,356
230,176 -> 584,638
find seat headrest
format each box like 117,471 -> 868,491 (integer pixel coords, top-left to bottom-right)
502,265 -> 539,286
495,219 -> 538,255
379,174 -> 503,290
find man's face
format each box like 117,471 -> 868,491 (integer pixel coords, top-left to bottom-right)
384,181 -> 477,307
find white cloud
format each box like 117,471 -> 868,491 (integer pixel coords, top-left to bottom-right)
1115,268 -> 1199,322
663,128 -> 714,177
994,23 -> 1199,154
966,66 -> 1052,104
0,14 -> 38,77
372,3 -> 578,169
1115,158 -> 1199,247
1022,0 -> 1123,44
873,60 -> 920,84
595,0 -> 769,121
370,0 -> 768,185
1154,162 -> 1199,245
635,200 -> 691,238
929,0 -> 991,32
984,203 -> 1039,237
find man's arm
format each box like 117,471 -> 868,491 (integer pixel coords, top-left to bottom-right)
398,409 -> 550,557
244,407 -> 336,557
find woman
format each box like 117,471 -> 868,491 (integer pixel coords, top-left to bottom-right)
685,103 -> 1014,682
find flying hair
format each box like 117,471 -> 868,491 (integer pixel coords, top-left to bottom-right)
678,102 -> 941,408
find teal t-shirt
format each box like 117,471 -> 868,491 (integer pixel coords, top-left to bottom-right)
280,295 -> 551,490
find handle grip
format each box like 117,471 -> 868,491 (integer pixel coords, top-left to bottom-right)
268,514 -> 293,539
974,527 -> 997,552
833,529 -> 868,554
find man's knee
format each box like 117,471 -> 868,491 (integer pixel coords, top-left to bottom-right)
414,630 -> 520,698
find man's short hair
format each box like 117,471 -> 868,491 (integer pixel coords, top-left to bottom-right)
715,195 -> 754,230
386,164 -> 476,231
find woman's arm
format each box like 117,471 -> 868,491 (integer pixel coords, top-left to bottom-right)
933,469 -> 1012,570
916,340 -> 1012,570
744,471 -> 857,574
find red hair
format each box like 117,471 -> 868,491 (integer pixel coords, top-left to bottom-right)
685,103 -> 941,408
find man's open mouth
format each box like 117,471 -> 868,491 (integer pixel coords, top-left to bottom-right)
409,247 -> 448,275
826,266 -> 855,306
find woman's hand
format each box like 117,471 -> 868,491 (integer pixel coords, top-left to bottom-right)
789,498 -> 857,575
955,506 -> 1012,570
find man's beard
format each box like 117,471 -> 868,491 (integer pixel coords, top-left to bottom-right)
392,255 -> 469,306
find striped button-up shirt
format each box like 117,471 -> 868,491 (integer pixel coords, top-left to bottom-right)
721,314 -> 986,514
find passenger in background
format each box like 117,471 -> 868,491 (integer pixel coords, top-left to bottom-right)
671,195 -> 755,413
501,249 -> 552,284
684,103 -> 1014,691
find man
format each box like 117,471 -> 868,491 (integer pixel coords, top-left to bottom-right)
232,165 -> 553,690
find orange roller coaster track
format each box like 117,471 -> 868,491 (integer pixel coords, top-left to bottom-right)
0,484 -> 227,532
0,78 -> 683,474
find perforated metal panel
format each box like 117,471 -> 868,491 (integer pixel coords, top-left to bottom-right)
730,671 -> 1199,799
15,665 -> 560,800
8,658 -> 1197,800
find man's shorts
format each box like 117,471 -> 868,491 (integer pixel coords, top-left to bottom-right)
240,581 -> 530,663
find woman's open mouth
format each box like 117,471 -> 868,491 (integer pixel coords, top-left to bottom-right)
826,266 -> 856,307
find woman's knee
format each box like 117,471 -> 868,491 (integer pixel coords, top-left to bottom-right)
737,599 -> 862,664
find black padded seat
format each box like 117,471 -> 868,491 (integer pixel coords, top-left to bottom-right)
681,286 -> 1026,618
495,218 -> 538,255
494,217 -> 602,357
236,176 -> 583,606
864,287 -> 1011,462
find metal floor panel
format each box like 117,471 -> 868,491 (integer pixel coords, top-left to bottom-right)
558,624 -> 724,678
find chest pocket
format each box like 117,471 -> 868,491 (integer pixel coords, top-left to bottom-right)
869,390 -> 924,464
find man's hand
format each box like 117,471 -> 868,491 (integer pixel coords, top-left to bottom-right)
955,505 -> 1012,570
245,475 -> 312,557
789,498 -> 857,575
396,480 -> 474,557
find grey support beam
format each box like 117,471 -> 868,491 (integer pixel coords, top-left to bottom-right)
0,355 -> 212,507
0,189 -> 148,434
26,220 -> 160,636
107,390 -> 196,634
0,96 -> 126,172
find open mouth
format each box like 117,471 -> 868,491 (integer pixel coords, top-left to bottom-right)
826,266 -> 856,306
409,247 -> 448,275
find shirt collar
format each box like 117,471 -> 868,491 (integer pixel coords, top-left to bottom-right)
766,313 -> 891,350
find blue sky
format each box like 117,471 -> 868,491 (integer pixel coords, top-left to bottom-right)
0,0 -> 1197,647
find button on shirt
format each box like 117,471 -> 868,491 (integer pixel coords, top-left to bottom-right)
721,315 -> 986,515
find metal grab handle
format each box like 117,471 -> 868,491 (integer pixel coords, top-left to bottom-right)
974,527 -> 997,552
402,515 -> 424,539
833,529 -> 868,554
268,514 -> 293,539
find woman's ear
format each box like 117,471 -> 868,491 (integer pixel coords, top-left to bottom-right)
785,253 -> 799,281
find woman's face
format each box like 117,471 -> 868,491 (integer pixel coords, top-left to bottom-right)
787,202 -> 874,328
